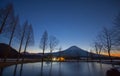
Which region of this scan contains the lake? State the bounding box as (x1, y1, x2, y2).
(0, 62, 117, 76)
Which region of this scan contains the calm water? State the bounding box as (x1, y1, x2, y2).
(0, 62, 117, 76)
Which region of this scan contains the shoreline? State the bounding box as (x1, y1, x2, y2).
(0, 59, 120, 68)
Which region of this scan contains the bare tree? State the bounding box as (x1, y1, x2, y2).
(97, 43, 103, 57)
(39, 31, 48, 61)
(93, 42, 99, 55)
(43, 36, 58, 76)
(114, 13, 120, 26)
(100, 27, 114, 62)
(0, 3, 14, 34)
(49, 36, 59, 60)
(3, 16, 20, 62)
(0, 4, 21, 62)
(8, 16, 19, 46)
(22, 24, 34, 61)
(17, 21, 28, 61)
(112, 13, 120, 49)
(93, 40, 103, 61)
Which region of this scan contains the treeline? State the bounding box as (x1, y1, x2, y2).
(92, 13, 120, 62)
(0, 3, 34, 62)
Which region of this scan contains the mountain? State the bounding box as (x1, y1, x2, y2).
(60, 46, 88, 57)
(51, 46, 111, 59)
(51, 46, 89, 59)
(0, 43, 19, 58)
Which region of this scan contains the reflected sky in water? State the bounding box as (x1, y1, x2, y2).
(0, 62, 118, 76)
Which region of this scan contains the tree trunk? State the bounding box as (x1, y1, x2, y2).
(0, 9, 10, 34)
(17, 25, 26, 62)
(98, 50, 101, 62)
(22, 33, 30, 62)
(108, 51, 112, 62)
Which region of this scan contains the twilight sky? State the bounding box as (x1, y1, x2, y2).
(0, 0, 120, 53)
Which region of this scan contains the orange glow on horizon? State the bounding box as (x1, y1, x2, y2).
(101, 52, 120, 57)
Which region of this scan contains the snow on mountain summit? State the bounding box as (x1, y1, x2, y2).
(66, 46, 82, 51)
(60, 46, 89, 57)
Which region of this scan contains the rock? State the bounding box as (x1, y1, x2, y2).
(106, 68, 120, 76)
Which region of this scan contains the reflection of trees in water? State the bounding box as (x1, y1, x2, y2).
(13, 64, 17, 76)
(19, 63, 23, 76)
(0, 62, 114, 76)
(58, 62, 61, 76)
(48, 61, 62, 76)
(90, 62, 99, 76)
(111, 63, 115, 68)
(0, 68, 4, 76)
(13, 63, 24, 76)
(88, 62, 104, 76)
(87, 62, 102, 76)
(49, 62, 52, 76)
(92, 62, 96, 73)
(76, 62, 80, 75)
(87, 62, 91, 76)
(99, 62, 104, 76)
(40, 62, 43, 76)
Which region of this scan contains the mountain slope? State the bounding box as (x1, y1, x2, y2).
(51, 46, 112, 59)
(52, 46, 89, 58)
(0, 43, 19, 58)
(61, 46, 88, 57)
(0, 43, 41, 59)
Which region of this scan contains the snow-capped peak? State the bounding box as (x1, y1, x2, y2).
(66, 46, 81, 50)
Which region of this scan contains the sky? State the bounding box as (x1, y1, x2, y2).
(0, 0, 120, 53)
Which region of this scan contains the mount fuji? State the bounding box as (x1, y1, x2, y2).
(52, 46, 90, 58)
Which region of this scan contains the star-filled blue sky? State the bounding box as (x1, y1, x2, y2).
(0, 0, 120, 53)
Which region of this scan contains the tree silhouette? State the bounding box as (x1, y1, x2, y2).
(22, 24, 34, 61)
(0, 3, 14, 34)
(39, 30, 48, 61)
(8, 16, 19, 46)
(93, 40, 103, 61)
(100, 27, 114, 62)
(49, 36, 59, 60)
(3, 16, 20, 62)
(112, 13, 120, 50)
(17, 21, 28, 61)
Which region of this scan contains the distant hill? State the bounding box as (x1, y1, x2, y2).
(0, 43, 41, 59)
(0, 43, 19, 58)
(21, 52, 41, 59)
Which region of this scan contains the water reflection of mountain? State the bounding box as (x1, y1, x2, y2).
(0, 68, 4, 76)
